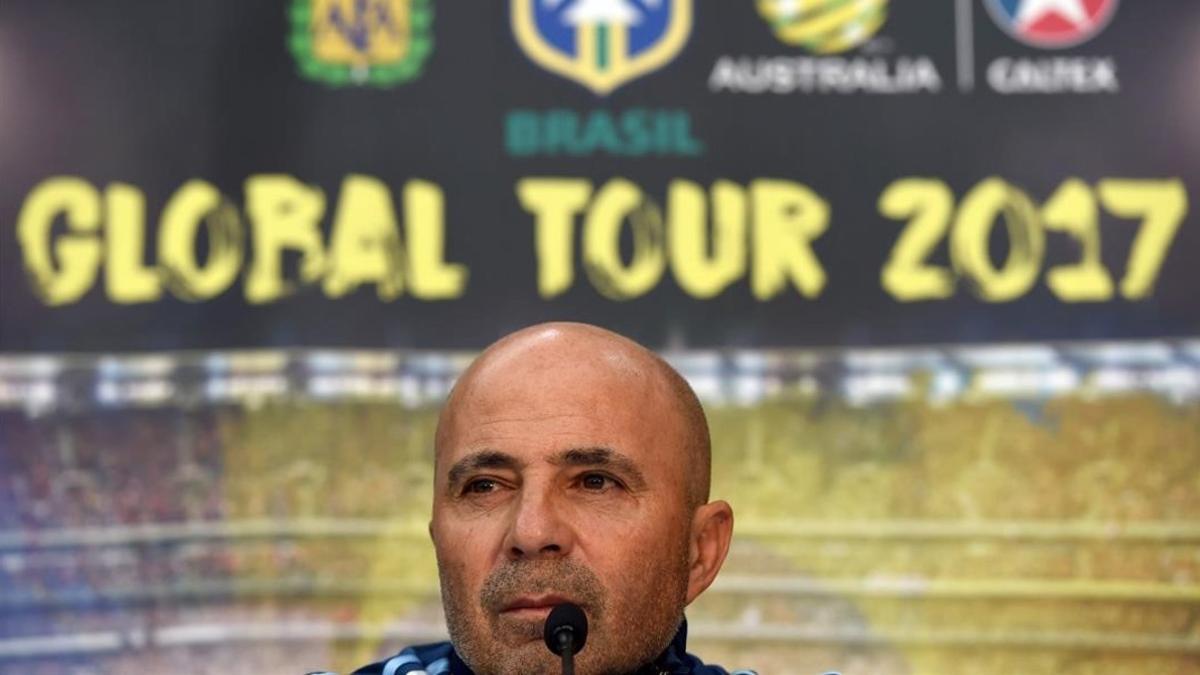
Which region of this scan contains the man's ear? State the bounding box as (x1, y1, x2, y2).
(685, 500, 734, 605)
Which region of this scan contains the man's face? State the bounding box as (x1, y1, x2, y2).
(430, 348, 695, 675)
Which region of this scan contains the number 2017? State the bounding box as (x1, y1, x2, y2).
(878, 177, 1188, 302)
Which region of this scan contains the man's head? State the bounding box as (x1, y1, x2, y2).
(430, 322, 734, 675)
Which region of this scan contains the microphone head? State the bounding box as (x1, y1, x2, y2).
(543, 603, 588, 656)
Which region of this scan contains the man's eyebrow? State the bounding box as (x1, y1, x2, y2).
(445, 450, 521, 489)
(553, 447, 648, 489)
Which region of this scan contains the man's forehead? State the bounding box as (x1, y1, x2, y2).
(437, 383, 660, 466)
(437, 372, 674, 469)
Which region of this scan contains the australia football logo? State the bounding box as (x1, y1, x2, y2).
(511, 0, 693, 95)
(289, 0, 433, 86)
(756, 0, 888, 54)
(983, 0, 1119, 49)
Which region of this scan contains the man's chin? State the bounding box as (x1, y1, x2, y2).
(470, 633, 562, 675)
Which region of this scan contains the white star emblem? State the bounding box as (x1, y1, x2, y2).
(1015, 0, 1091, 28)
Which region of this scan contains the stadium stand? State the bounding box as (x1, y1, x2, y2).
(0, 343, 1197, 674)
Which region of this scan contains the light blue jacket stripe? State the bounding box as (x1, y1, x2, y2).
(382, 653, 421, 675)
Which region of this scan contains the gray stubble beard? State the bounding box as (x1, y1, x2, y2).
(438, 553, 688, 675)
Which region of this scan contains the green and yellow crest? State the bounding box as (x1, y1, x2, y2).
(757, 0, 887, 55)
(289, 0, 433, 87)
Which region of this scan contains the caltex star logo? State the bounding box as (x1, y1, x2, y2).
(983, 0, 1119, 49)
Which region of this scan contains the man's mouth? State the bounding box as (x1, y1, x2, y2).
(499, 594, 575, 620)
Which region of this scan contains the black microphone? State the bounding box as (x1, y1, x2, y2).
(543, 603, 587, 675)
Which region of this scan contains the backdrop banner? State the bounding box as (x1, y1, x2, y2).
(0, 3, 1198, 675)
(1, 1, 1196, 352)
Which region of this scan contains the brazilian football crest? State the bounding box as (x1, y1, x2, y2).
(511, 0, 693, 95)
(289, 0, 433, 87)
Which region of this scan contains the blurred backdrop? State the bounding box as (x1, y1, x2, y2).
(0, 1, 1197, 674)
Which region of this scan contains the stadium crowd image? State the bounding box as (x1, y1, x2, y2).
(0, 1, 1197, 674)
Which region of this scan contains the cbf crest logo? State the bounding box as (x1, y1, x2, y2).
(289, 0, 433, 87)
(984, 0, 1119, 49)
(511, 0, 693, 95)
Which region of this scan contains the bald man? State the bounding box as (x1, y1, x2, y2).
(349, 323, 748, 675)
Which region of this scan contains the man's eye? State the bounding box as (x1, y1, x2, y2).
(465, 478, 497, 494)
(580, 474, 615, 491)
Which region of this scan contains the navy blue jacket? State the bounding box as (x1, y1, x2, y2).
(348, 620, 755, 674)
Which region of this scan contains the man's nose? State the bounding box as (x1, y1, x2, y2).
(504, 485, 574, 560)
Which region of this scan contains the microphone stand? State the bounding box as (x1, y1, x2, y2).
(556, 629, 575, 675)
